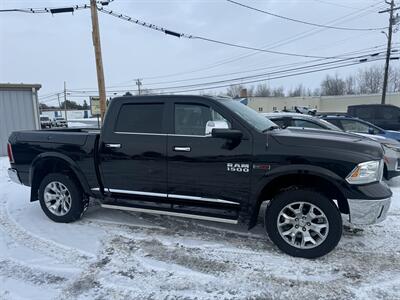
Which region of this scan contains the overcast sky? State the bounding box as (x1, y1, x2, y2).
(0, 0, 398, 105)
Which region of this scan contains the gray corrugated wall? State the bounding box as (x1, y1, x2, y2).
(0, 90, 38, 156)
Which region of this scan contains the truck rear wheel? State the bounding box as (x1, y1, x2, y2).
(265, 189, 342, 258)
(38, 173, 85, 223)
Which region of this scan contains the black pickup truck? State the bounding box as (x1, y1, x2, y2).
(7, 95, 392, 258)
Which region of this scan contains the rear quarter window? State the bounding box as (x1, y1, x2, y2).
(376, 107, 400, 120)
(354, 107, 374, 120)
(115, 103, 164, 133)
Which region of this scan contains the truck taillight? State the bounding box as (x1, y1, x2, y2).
(7, 143, 15, 163)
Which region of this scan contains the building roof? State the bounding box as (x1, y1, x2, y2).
(0, 83, 41, 90)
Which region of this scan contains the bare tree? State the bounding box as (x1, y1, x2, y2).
(344, 75, 356, 95)
(288, 84, 306, 97)
(312, 88, 321, 96)
(389, 66, 400, 92)
(247, 85, 255, 97)
(254, 83, 271, 97)
(357, 65, 383, 94)
(320, 74, 346, 96)
(272, 86, 285, 97)
(226, 84, 244, 98)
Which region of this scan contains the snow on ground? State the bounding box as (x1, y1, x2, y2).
(0, 156, 400, 299)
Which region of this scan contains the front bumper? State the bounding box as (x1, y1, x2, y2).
(348, 197, 391, 225)
(8, 168, 22, 185)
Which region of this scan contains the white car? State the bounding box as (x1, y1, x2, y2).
(52, 117, 68, 128)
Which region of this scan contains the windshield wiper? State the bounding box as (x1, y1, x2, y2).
(262, 125, 280, 133)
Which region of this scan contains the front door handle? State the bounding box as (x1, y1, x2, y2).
(105, 143, 121, 149)
(173, 146, 191, 152)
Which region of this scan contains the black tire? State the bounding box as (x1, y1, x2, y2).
(265, 189, 342, 259)
(38, 173, 85, 223)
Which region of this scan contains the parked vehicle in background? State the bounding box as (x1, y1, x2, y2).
(264, 113, 400, 180)
(281, 106, 317, 115)
(7, 95, 391, 258)
(321, 115, 400, 142)
(347, 104, 400, 131)
(39, 116, 52, 129)
(52, 117, 68, 128)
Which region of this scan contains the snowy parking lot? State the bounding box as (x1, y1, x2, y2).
(0, 156, 399, 300)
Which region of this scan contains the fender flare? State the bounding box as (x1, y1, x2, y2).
(29, 152, 93, 201)
(247, 164, 348, 228)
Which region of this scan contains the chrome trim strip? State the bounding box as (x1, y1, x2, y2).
(169, 134, 208, 138)
(91, 188, 240, 206)
(168, 194, 239, 205)
(114, 131, 167, 136)
(100, 204, 238, 224)
(113, 131, 209, 138)
(108, 189, 167, 198)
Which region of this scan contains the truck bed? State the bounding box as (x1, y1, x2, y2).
(9, 129, 100, 189)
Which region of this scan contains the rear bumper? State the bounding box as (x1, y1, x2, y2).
(348, 197, 391, 225)
(8, 168, 22, 185)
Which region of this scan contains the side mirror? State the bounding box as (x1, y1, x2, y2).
(205, 120, 229, 135)
(211, 128, 243, 140)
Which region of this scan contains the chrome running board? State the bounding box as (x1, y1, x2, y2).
(100, 203, 238, 224)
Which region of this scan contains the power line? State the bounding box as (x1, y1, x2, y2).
(0, 5, 90, 14)
(98, 7, 354, 60)
(71, 44, 395, 91)
(152, 59, 392, 95)
(134, 59, 387, 95)
(143, 46, 396, 86)
(311, 0, 364, 11)
(226, 0, 386, 31)
(120, 1, 383, 82)
(67, 56, 391, 95)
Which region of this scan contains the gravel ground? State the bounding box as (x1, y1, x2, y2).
(0, 156, 399, 300)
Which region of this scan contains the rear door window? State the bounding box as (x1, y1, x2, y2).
(292, 119, 324, 129)
(115, 103, 164, 133)
(339, 119, 370, 133)
(270, 118, 286, 128)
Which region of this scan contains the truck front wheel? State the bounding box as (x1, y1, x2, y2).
(38, 173, 86, 223)
(265, 190, 342, 258)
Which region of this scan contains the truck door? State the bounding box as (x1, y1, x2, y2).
(99, 101, 168, 198)
(167, 99, 252, 207)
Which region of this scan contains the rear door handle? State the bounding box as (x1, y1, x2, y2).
(105, 143, 121, 149)
(173, 146, 191, 152)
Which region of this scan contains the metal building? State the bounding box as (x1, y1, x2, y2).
(0, 83, 41, 156)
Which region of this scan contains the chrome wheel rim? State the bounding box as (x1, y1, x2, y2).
(44, 181, 72, 216)
(277, 201, 329, 249)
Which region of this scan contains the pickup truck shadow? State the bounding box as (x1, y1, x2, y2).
(67, 201, 400, 300)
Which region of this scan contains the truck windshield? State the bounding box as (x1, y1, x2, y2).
(219, 99, 277, 132)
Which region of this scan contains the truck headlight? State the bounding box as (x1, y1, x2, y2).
(346, 160, 383, 185)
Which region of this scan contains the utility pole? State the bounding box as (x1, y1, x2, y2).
(57, 93, 62, 118)
(90, 0, 107, 124)
(136, 79, 143, 95)
(380, 0, 397, 104)
(64, 81, 68, 122)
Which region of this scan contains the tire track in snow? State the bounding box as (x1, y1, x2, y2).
(0, 195, 94, 267)
(0, 258, 69, 286)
